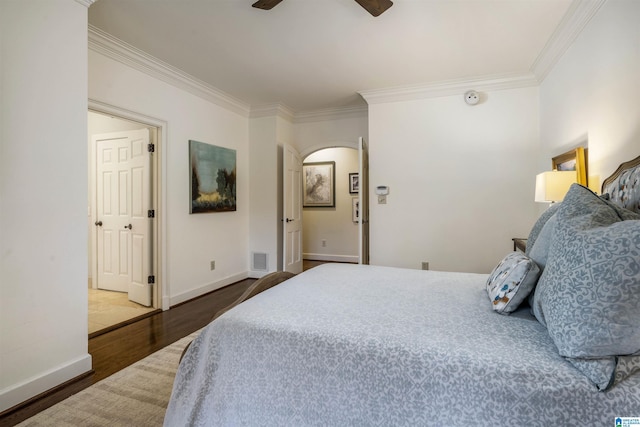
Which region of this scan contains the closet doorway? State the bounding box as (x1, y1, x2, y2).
(302, 147, 361, 264)
(88, 109, 161, 336)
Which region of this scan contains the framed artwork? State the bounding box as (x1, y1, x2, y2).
(352, 197, 359, 222)
(303, 161, 335, 207)
(189, 140, 237, 213)
(552, 147, 588, 186)
(349, 173, 359, 194)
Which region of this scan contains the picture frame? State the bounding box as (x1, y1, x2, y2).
(189, 140, 237, 213)
(349, 173, 359, 194)
(552, 147, 588, 186)
(303, 161, 335, 207)
(352, 197, 359, 222)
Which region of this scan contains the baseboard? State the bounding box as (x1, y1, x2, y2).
(248, 270, 270, 279)
(303, 253, 359, 263)
(0, 354, 92, 413)
(169, 271, 249, 307)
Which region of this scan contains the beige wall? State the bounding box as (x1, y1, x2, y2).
(0, 0, 91, 411)
(539, 0, 640, 183)
(367, 87, 541, 273)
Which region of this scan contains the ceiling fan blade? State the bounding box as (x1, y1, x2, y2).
(354, 0, 393, 17)
(252, 0, 283, 10)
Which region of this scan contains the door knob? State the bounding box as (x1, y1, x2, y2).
(124, 224, 132, 230)
(94, 220, 103, 226)
(285, 218, 294, 223)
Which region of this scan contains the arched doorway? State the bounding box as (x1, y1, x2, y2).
(302, 147, 360, 264)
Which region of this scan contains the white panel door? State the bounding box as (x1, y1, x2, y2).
(94, 129, 152, 306)
(283, 144, 303, 274)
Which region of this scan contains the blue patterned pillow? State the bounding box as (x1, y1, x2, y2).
(525, 202, 561, 256)
(532, 184, 640, 389)
(527, 212, 559, 272)
(486, 252, 540, 314)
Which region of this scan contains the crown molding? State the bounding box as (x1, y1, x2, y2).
(249, 103, 367, 123)
(530, 0, 606, 82)
(88, 25, 251, 117)
(249, 103, 296, 122)
(359, 73, 539, 105)
(359, 0, 604, 106)
(75, 0, 97, 7)
(293, 105, 368, 123)
(87, 0, 604, 119)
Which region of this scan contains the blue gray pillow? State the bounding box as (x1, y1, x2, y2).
(532, 184, 640, 390)
(525, 202, 561, 256)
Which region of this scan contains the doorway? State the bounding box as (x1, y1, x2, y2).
(302, 147, 360, 264)
(88, 109, 161, 335)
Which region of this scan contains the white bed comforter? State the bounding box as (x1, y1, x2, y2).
(164, 264, 640, 426)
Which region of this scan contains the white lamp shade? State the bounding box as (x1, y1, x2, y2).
(535, 171, 576, 203)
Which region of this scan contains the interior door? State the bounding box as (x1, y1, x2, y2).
(358, 137, 370, 265)
(94, 129, 152, 306)
(283, 144, 303, 273)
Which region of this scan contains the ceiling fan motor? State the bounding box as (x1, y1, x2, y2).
(252, 0, 393, 17)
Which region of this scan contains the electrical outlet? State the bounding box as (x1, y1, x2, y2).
(321, 239, 327, 247)
(422, 262, 429, 270)
(210, 260, 216, 270)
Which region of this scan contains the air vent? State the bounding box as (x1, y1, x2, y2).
(252, 252, 268, 271)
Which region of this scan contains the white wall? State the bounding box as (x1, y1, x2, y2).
(540, 0, 640, 180)
(303, 148, 359, 262)
(367, 87, 541, 273)
(247, 113, 296, 276)
(294, 110, 368, 156)
(89, 49, 250, 306)
(0, 0, 91, 412)
(248, 116, 279, 275)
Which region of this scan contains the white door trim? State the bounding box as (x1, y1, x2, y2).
(89, 99, 169, 310)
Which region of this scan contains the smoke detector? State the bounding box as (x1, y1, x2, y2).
(464, 90, 479, 105)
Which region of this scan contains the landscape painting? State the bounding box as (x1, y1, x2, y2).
(190, 140, 236, 213)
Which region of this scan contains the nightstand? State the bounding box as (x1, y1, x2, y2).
(512, 238, 527, 252)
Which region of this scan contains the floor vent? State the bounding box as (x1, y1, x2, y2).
(252, 252, 268, 271)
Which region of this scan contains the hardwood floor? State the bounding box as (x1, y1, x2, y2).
(0, 278, 254, 426)
(1, 261, 328, 426)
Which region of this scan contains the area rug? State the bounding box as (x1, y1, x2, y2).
(18, 331, 199, 426)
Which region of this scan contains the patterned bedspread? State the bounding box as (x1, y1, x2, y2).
(164, 264, 640, 426)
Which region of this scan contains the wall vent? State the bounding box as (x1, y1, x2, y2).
(252, 252, 268, 271)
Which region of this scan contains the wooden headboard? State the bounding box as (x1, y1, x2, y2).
(601, 154, 640, 214)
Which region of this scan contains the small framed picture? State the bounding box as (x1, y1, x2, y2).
(352, 197, 359, 222)
(349, 173, 359, 194)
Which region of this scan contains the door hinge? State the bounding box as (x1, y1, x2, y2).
(148, 209, 155, 218)
(148, 143, 155, 153)
(148, 275, 155, 285)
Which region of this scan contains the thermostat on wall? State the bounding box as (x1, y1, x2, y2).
(375, 186, 389, 195)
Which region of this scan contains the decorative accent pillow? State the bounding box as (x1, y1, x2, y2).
(486, 252, 540, 314)
(532, 184, 640, 389)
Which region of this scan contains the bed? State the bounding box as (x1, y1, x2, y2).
(165, 155, 640, 426)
